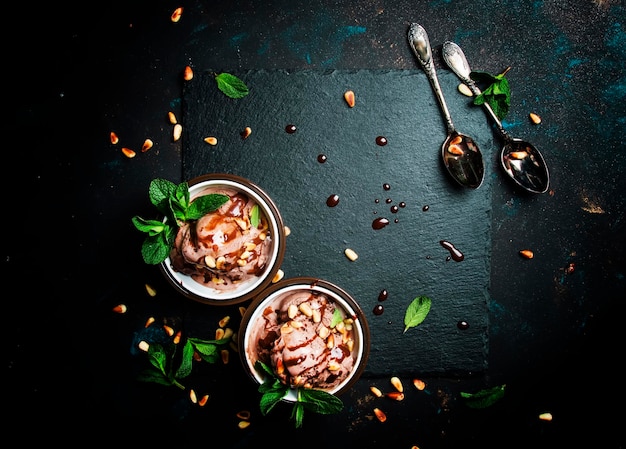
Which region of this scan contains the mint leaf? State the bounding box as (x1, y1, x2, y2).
(470, 69, 511, 120)
(260, 390, 289, 415)
(140, 233, 173, 265)
(292, 402, 305, 428)
(298, 389, 344, 414)
(186, 194, 229, 220)
(215, 73, 249, 99)
(175, 340, 195, 379)
(250, 204, 260, 227)
(133, 179, 231, 265)
(460, 384, 506, 409)
(403, 295, 432, 333)
(330, 309, 343, 328)
(149, 178, 178, 214)
(131, 216, 167, 236)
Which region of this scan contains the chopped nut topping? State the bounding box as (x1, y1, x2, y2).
(344, 90, 356, 108)
(386, 391, 404, 401)
(171, 7, 183, 22)
(510, 151, 528, 159)
(218, 315, 230, 327)
(241, 126, 252, 139)
(183, 65, 193, 81)
(538, 412, 553, 421)
(145, 283, 157, 297)
(373, 408, 387, 422)
(141, 138, 153, 152)
(121, 148, 136, 158)
(370, 386, 383, 397)
(272, 269, 284, 283)
(344, 248, 358, 261)
(458, 83, 473, 97)
(173, 123, 182, 141)
(112, 304, 127, 314)
(390, 376, 403, 393)
(519, 249, 534, 259)
(299, 302, 313, 317)
(220, 349, 229, 364)
(529, 112, 542, 124)
(198, 394, 209, 407)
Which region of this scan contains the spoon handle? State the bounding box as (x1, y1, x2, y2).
(408, 23, 455, 134)
(442, 41, 509, 139)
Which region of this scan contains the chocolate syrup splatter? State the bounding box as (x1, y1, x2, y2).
(285, 124, 297, 134)
(375, 136, 387, 146)
(326, 194, 340, 207)
(373, 304, 384, 315)
(457, 320, 470, 330)
(440, 240, 464, 262)
(372, 217, 390, 230)
(317, 154, 327, 163)
(378, 289, 388, 301)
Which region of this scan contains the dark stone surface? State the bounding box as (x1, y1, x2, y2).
(6, 0, 625, 447)
(183, 69, 492, 375)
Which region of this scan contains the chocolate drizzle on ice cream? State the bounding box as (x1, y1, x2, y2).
(168, 186, 273, 291)
(249, 289, 357, 391)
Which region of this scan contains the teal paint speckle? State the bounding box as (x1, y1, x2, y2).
(257, 40, 270, 56)
(230, 32, 249, 47)
(553, 34, 571, 56)
(429, 0, 453, 7)
(605, 22, 626, 58)
(280, 16, 365, 66)
(500, 197, 520, 217)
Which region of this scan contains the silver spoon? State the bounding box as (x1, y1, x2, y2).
(442, 41, 550, 194)
(408, 23, 485, 189)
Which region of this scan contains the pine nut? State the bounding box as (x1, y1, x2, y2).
(344, 248, 358, 261)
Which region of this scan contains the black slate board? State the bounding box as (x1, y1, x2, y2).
(182, 69, 493, 376)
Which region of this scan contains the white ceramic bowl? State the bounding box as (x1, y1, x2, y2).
(160, 173, 286, 305)
(239, 277, 370, 401)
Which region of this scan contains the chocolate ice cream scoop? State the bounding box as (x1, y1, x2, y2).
(169, 187, 272, 290)
(240, 278, 370, 400)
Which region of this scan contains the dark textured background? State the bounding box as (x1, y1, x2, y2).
(6, 0, 625, 447)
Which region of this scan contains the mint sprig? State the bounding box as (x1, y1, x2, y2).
(131, 178, 229, 265)
(460, 384, 506, 409)
(138, 333, 231, 390)
(470, 67, 511, 120)
(254, 360, 343, 428)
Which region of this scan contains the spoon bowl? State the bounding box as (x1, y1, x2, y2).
(408, 23, 485, 189)
(442, 41, 550, 194)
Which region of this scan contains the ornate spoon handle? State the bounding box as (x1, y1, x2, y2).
(442, 41, 510, 140)
(408, 23, 455, 135)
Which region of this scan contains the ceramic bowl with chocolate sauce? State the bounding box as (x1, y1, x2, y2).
(160, 173, 287, 306)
